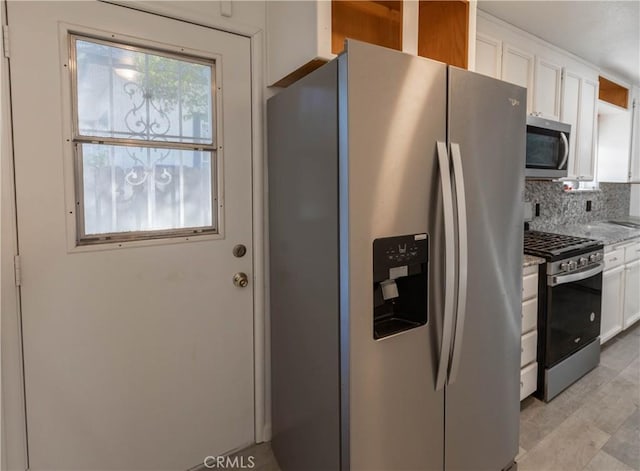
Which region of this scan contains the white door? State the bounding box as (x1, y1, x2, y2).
(8, 2, 254, 470)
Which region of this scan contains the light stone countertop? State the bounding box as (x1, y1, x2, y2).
(523, 254, 545, 268)
(538, 221, 640, 246)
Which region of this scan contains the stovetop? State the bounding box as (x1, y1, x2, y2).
(524, 230, 602, 259)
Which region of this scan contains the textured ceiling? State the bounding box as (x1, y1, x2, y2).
(478, 1, 640, 87)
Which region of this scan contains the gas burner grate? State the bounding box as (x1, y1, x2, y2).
(524, 230, 600, 258)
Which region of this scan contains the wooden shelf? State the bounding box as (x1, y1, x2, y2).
(599, 76, 629, 109)
(331, 0, 403, 55)
(417, 0, 469, 68)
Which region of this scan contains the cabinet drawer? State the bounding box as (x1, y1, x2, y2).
(520, 362, 538, 401)
(521, 330, 538, 367)
(604, 248, 625, 270)
(522, 297, 538, 334)
(522, 273, 538, 301)
(624, 241, 640, 263)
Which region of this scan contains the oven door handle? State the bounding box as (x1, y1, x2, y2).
(548, 263, 604, 287)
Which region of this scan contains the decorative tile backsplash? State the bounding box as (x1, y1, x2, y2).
(525, 181, 630, 230)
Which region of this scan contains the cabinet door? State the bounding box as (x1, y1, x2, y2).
(501, 44, 534, 114)
(631, 98, 640, 182)
(576, 78, 598, 180)
(596, 106, 633, 183)
(475, 32, 501, 79)
(623, 260, 640, 328)
(601, 266, 624, 344)
(534, 57, 562, 120)
(561, 69, 581, 178)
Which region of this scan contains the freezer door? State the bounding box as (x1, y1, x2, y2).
(342, 41, 447, 470)
(445, 68, 525, 471)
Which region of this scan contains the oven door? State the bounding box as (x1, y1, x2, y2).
(545, 264, 603, 367)
(525, 116, 570, 179)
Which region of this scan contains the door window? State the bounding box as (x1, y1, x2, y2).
(70, 35, 217, 242)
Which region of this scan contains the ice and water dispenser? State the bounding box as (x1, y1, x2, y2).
(373, 233, 429, 339)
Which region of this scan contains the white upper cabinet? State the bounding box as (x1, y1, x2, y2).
(597, 100, 632, 182)
(475, 33, 502, 79)
(561, 70, 581, 178)
(630, 89, 640, 182)
(561, 70, 597, 181)
(501, 44, 534, 114)
(576, 78, 598, 180)
(597, 85, 640, 183)
(533, 57, 562, 120)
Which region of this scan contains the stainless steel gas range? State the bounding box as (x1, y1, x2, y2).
(524, 230, 604, 401)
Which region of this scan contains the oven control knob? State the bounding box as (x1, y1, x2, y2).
(579, 257, 588, 266)
(560, 262, 569, 272)
(568, 261, 578, 271)
(589, 254, 597, 262)
(596, 253, 603, 261)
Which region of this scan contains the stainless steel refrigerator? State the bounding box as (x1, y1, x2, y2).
(268, 40, 526, 471)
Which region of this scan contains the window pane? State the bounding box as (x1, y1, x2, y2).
(75, 38, 213, 145)
(81, 144, 214, 236)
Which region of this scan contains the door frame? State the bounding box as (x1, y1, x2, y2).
(0, 2, 268, 468)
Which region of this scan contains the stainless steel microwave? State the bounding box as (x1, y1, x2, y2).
(525, 115, 571, 179)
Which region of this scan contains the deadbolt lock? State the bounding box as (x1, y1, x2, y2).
(233, 272, 249, 288)
(233, 244, 247, 258)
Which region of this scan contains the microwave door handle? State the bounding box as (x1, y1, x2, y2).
(435, 141, 457, 391)
(558, 132, 569, 170)
(447, 143, 468, 385)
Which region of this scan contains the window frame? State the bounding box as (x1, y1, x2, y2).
(68, 33, 221, 245)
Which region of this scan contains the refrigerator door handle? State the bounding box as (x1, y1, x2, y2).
(435, 141, 457, 391)
(448, 142, 468, 385)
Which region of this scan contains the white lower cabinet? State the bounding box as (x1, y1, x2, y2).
(521, 331, 538, 368)
(623, 259, 640, 328)
(520, 362, 538, 401)
(601, 265, 625, 344)
(520, 264, 539, 401)
(601, 239, 640, 343)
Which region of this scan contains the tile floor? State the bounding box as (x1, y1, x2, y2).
(518, 322, 640, 471)
(234, 322, 640, 471)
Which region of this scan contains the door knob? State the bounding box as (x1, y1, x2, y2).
(233, 272, 249, 288)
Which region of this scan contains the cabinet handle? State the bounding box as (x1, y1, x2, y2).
(610, 257, 618, 262)
(520, 381, 524, 388)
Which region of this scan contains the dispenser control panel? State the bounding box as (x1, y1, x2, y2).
(373, 234, 429, 340)
(373, 233, 429, 282)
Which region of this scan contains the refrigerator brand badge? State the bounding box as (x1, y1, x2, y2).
(509, 98, 520, 107)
